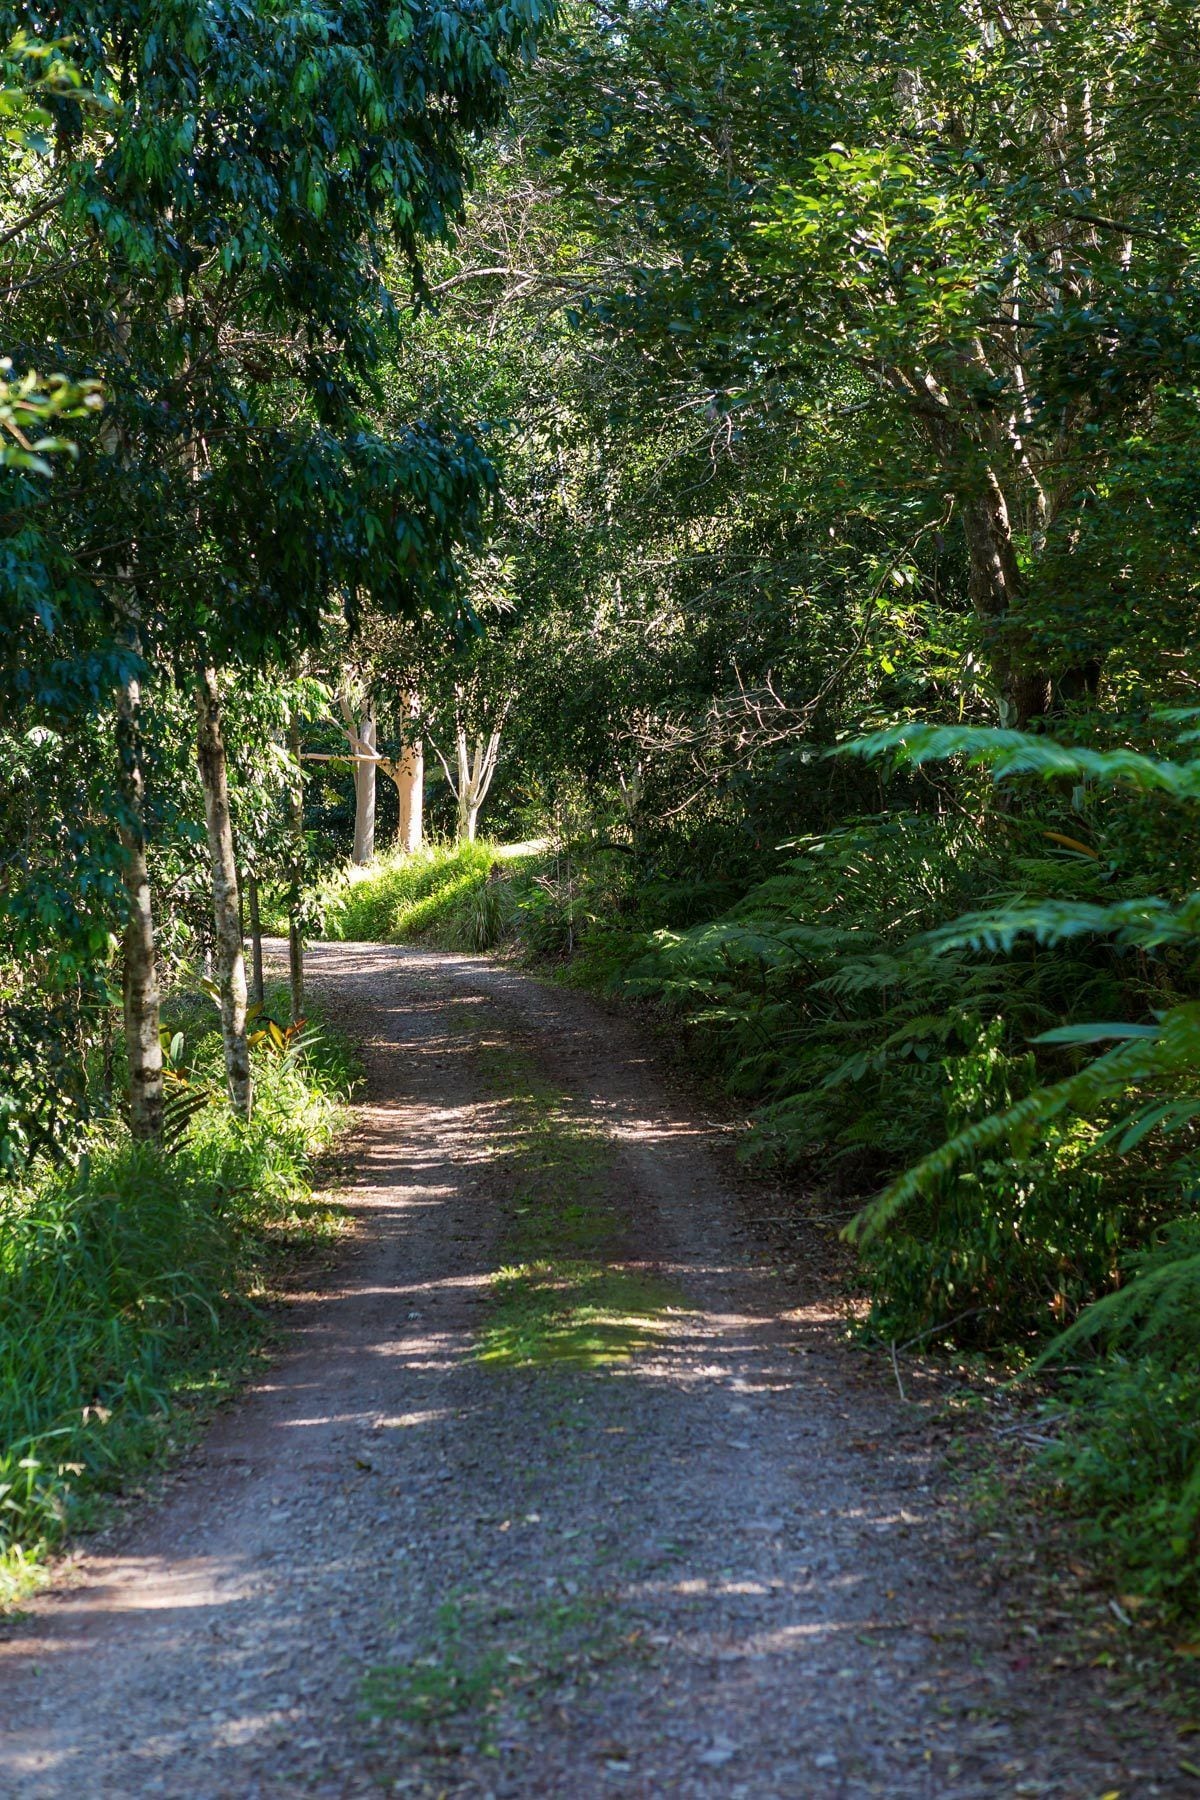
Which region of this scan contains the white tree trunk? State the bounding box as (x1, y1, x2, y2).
(452, 718, 503, 844)
(196, 665, 252, 1120)
(396, 742, 424, 852)
(287, 713, 305, 1025)
(395, 689, 423, 853)
(339, 696, 377, 865)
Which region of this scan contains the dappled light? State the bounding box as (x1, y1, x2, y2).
(2, 943, 1181, 1795)
(3, 2, 1197, 1791)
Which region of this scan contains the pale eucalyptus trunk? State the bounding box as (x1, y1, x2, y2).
(353, 710, 377, 863)
(377, 692, 424, 853)
(196, 665, 252, 1118)
(452, 716, 503, 844)
(339, 696, 377, 865)
(396, 731, 424, 853)
(116, 653, 164, 1144)
(395, 689, 423, 853)
(287, 713, 305, 1025)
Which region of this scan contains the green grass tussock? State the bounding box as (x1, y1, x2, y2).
(0, 1005, 354, 1595)
(320, 841, 514, 951)
(317, 838, 652, 978)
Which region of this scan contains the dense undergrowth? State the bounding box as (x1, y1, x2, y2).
(0, 992, 353, 1596)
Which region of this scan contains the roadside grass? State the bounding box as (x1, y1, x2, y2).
(0, 990, 356, 1602)
(316, 838, 654, 985)
(470, 1035, 682, 1370)
(320, 840, 544, 952)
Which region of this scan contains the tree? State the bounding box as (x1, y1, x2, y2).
(3, 0, 548, 1125)
(534, 0, 1200, 725)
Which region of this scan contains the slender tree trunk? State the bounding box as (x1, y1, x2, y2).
(287, 713, 305, 1026)
(196, 665, 252, 1119)
(959, 480, 1049, 728)
(246, 872, 265, 1008)
(396, 690, 423, 853)
(338, 697, 378, 866)
(445, 711, 505, 844)
(895, 360, 1051, 729)
(115, 656, 164, 1144)
(397, 736, 424, 851)
(355, 710, 377, 863)
(455, 724, 473, 843)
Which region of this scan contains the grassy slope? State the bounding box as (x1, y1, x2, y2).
(318, 838, 654, 992)
(320, 841, 544, 954)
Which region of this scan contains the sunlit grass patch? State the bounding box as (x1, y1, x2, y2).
(469, 1034, 683, 1370)
(320, 839, 544, 951)
(479, 1261, 678, 1368)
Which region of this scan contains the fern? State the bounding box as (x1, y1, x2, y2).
(848, 1002, 1200, 1244)
(927, 894, 1200, 955)
(845, 722, 1200, 800)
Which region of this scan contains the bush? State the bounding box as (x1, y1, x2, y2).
(0, 1011, 353, 1585)
(1042, 1222, 1200, 1615)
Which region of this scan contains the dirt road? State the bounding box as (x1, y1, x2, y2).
(0, 944, 1179, 1797)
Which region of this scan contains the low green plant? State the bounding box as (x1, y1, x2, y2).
(636, 807, 1123, 1187)
(842, 720, 1200, 1612)
(362, 1589, 621, 1753)
(0, 1004, 354, 1593)
(1037, 1220, 1200, 1615)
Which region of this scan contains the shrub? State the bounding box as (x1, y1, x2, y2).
(0, 1011, 353, 1583)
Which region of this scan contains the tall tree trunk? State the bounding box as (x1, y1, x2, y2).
(338, 697, 378, 866)
(355, 709, 377, 863)
(396, 690, 423, 853)
(895, 361, 1051, 729)
(246, 872, 265, 1008)
(455, 724, 474, 843)
(436, 705, 506, 845)
(116, 656, 164, 1144)
(196, 666, 252, 1119)
(287, 713, 305, 1026)
(397, 735, 424, 851)
(959, 480, 1049, 728)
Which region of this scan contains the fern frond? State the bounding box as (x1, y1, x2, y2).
(846, 1003, 1200, 1246)
(926, 895, 1200, 955)
(844, 723, 1200, 798)
(1040, 1250, 1200, 1364)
